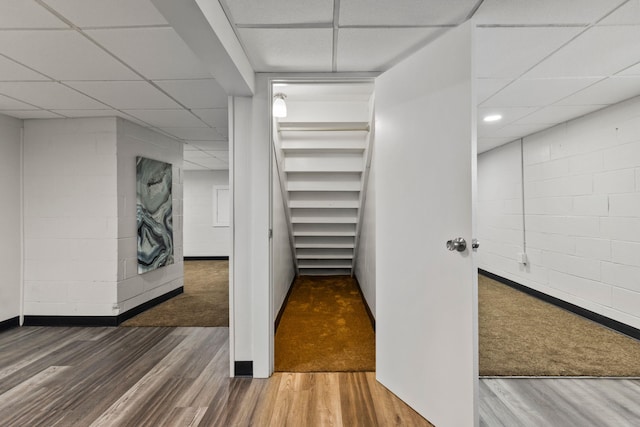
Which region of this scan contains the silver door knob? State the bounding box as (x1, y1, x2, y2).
(472, 238, 480, 250)
(446, 237, 466, 252)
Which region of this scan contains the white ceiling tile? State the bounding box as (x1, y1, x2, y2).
(0, 82, 107, 109)
(0, 30, 139, 80)
(223, 0, 333, 24)
(478, 137, 520, 154)
(0, 94, 37, 109)
(87, 28, 212, 79)
(123, 109, 206, 128)
(555, 76, 640, 106)
(0, 110, 63, 119)
(617, 61, 640, 76)
(190, 156, 229, 169)
(153, 79, 227, 109)
(0, 55, 49, 81)
(476, 27, 582, 79)
(238, 28, 332, 72)
(478, 106, 539, 133)
(481, 78, 601, 108)
(207, 151, 230, 161)
(598, 0, 640, 25)
(183, 160, 209, 171)
(524, 26, 640, 79)
(192, 109, 227, 128)
(475, 0, 624, 25)
(515, 105, 606, 125)
(337, 27, 442, 71)
(162, 127, 226, 141)
(339, 0, 476, 26)
(477, 79, 512, 104)
(0, 0, 68, 28)
(484, 123, 553, 139)
(41, 0, 168, 28)
(65, 81, 181, 109)
(52, 109, 119, 118)
(185, 141, 229, 151)
(184, 150, 213, 160)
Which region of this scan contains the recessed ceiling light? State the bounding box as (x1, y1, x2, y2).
(483, 114, 502, 122)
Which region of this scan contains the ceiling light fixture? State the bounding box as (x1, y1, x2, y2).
(273, 93, 287, 118)
(483, 114, 502, 123)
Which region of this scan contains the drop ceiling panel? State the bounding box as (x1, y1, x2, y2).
(123, 109, 206, 128)
(619, 62, 640, 75)
(474, 0, 624, 25)
(524, 26, 640, 79)
(477, 79, 511, 104)
(478, 106, 539, 136)
(185, 141, 229, 151)
(487, 123, 553, 139)
(1, 110, 63, 119)
(41, 0, 168, 28)
(184, 161, 209, 170)
(51, 109, 118, 118)
(222, 0, 333, 25)
(0, 30, 139, 80)
(339, 0, 476, 26)
(556, 76, 640, 106)
(0, 94, 38, 110)
(515, 105, 608, 125)
(65, 81, 181, 109)
(0, 56, 48, 81)
(0, 0, 68, 28)
(337, 28, 442, 71)
(161, 128, 225, 141)
(598, 0, 640, 25)
(188, 156, 229, 169)
(0, 82, 107, 109)
(192, 109, 228, 128)
(86, 28, 212, 79)
(478, 137, 520, 153)
(238, 28, 332, 72)
(476, 27, 583, 79)
(481, 78, 601, 108)
(153, 79, 227, 109)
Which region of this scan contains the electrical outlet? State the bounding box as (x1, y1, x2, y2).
(517, 252, 528, 265)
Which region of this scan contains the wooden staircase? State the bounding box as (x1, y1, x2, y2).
(273, 121, 373, 276)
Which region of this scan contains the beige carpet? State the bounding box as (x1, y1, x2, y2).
(275, 275, 375, 372)
(479, 274, 640, 376)
(121, 260, 229, 327)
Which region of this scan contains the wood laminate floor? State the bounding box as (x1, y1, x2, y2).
(2, 326, 639, 426)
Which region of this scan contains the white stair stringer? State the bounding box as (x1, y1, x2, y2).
(274, 124, 372, 276)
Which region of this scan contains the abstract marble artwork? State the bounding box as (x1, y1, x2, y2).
(137, 156, 174, 274)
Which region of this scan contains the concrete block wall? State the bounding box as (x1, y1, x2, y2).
(183, 170, 230, 257)
(23, 118, 119, 316)
(0, 114, 23, 322)
(116, 118, 184, 314)
(478, 96, 640, 329)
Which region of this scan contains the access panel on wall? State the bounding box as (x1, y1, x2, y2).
(136, 156, 174, 274)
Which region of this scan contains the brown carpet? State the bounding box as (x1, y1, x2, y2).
(121, 260, 229, 327)
(275, 275, 375, 372)
(479, 274, 640, 376)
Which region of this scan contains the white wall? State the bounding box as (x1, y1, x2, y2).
(478, 95, 640, 330)
(116, 118, 184, 314)
(23, 118, 119, 316)
(0, 114, 23, 323)
(272, 146, 295, 319)
(354, 143, 376, 317)
(183, 170, 230, 257)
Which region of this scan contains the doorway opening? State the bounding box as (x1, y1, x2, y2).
(270, 79, 376, 372)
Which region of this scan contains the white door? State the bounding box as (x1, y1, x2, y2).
(375, 21, 478, 427)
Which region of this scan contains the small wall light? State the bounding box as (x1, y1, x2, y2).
(273, 93, 287, 118)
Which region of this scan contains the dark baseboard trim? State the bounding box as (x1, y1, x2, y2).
(353, 275, 376, 332)
(23, 286, 184, 327)
(117, 286, 184, 324)
(274, 275, 297, 332)
(184, 256, 229, 261)
(234, 361, 253, 377)
(479, 269, 640, 342)
(0, 316, 20, 332)
(24, 315, 119, 327)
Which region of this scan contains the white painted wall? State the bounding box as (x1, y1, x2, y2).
(23, 118, 119, 316)
(272, 146, 295, 319)
(116, 118, 184, 314)
(478, 95, 640, 330)
(354, 144, 376, 317)
(0, 114, 23, 323)
(183, 170, 230, 257)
